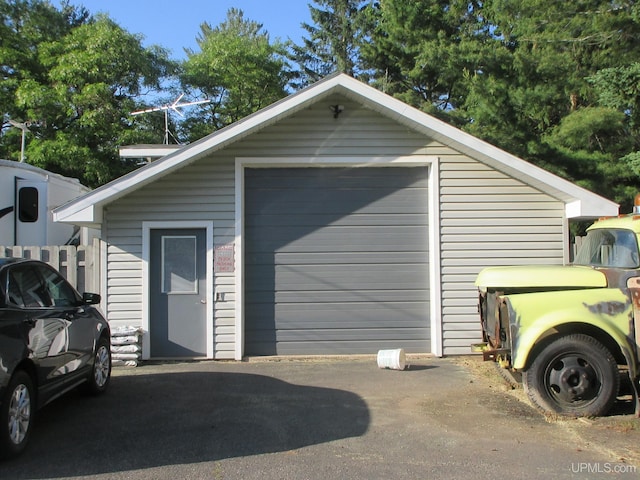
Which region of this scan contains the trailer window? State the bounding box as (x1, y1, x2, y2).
(18, 187, 38, 222)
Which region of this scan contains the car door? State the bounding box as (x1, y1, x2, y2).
(33, 263, 96, 380)
(7, 263, 92, 392)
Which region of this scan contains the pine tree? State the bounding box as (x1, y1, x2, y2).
(291, 0, 371, 87)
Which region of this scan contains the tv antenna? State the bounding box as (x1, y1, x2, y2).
(131, 94, 210, 144)
(7, 119, 43, 162)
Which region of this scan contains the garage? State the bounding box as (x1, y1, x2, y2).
(244, 167, 430, 355)
(54, 73, 618, 361)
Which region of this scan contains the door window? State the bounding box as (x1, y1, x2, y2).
(18, 186, 39, 222)
(161, 235, 197, 293)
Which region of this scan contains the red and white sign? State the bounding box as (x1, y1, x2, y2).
(214, 244, 235, 273)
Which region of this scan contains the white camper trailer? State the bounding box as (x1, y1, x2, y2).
(0, 159, 91, 246)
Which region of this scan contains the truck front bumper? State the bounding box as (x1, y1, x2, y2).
(471, 342, 512, 367)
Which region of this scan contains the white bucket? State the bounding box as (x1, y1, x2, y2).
(377, 348, 406, 370)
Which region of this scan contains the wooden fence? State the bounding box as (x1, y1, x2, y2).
(0, 238, 101, 293)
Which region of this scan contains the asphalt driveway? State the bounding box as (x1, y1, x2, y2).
(1, 356, 638, 479)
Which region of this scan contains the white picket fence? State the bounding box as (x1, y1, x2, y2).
(0, 238, 101, 293)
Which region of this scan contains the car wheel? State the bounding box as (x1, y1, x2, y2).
(523, 334, 619, 417)
(0, 370, 35, 459)
(86, 337, 111, 395)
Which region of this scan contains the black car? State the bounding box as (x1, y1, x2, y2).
(0, 258, 111, 459)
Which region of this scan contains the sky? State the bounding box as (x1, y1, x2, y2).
(55, 0, 312, 60)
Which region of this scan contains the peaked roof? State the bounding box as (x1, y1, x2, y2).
(54, 73, 618, 226)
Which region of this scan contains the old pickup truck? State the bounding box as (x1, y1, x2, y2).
(474, 198, 640, 417)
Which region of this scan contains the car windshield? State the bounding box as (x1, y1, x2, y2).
(573, 228, 640, 268)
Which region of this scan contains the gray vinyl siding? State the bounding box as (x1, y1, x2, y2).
(103, 92, 566, 358)
(105, 163, 237, 359)
(439, 155, 565, 354)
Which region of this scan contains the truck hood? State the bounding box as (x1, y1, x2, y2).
(475, 265, 607, 289)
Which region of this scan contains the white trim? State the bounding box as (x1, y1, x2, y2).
(429, 159, 443, 356)
(99, 238, 108, 316)
(141, 220, 214, 360)
(234, 156, 443, 358)
(562, 216, 570, 264)
(237, 155, 433, 167)
(234, 161, 245, 361)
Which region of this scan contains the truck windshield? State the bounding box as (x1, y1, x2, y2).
(574, 228, 640, 268)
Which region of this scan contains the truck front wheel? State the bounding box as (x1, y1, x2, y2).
(523, 334, 619, 417)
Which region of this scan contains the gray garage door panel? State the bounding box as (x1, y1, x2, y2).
(250, 251, 429, 265)
(249, 290, 428, 303)
(245, 167, 430, 355)
(246, 306, 429, 329)
(246, 226, 427, 252)
(246, 340, 425, 356)
(248, 213, 429, 228)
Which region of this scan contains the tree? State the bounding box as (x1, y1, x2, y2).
(361, 0, 498, 125)
(291, 0, 371, 86)
(1, 0, 175, 187)
(543, 107, 636, 206)
(359, 0, 640, 206)
(0, 0, 88, 114)
(180, 8, 291, 140)
(463, 0, 640, 159)
(1, 0, 87, 162)
(577, 62, 640, 208)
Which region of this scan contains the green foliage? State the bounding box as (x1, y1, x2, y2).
(467, 1, 640, 205)
(0, 0, 88, 112)
(362, 0, 494, 118)
(544, 107, 630, 155)
(180, 8, 290, 136)
(1, 1, 174, 187)
(587, 63, 640, 132)
(290, 0, 371, 86)
(543, 107, 638, 210)
(622, 151, 640, 177)
(355, 0, 640, 206)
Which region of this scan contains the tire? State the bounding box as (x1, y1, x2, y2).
(86, 337, 111, 395)
(0, 370, 35, 459)
(523, 334, 619, 417)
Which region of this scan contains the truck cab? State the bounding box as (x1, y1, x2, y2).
(474, 198, 640, 417)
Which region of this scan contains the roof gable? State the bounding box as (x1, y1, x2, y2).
(54, 73, 618, 225)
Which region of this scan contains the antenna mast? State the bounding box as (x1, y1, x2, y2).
(131, 94, 210, 144)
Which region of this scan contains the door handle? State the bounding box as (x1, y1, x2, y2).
(200, 299, 206, 304)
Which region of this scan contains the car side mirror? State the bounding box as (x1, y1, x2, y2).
(82, 292, 101, 305)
